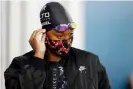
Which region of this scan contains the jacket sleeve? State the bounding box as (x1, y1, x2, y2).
(96, 56, 112, 89)
(4, 56, 46, 89)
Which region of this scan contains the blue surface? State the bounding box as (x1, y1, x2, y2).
(84, 1, 133, 89)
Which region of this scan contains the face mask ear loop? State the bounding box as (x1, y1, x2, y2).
(45, 33, 49, 44)
(45, 37, 47, 43)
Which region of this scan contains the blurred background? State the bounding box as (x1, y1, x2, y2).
(1, 1, 133, 89)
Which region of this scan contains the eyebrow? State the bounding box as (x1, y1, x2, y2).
(54, 30, 73, 34)
(54, 30, 64, 34)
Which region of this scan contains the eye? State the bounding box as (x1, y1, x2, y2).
(56, 35, 62, 39)
(69, 33, 73, 37)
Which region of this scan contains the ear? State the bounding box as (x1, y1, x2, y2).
(45, 36, 48, 43)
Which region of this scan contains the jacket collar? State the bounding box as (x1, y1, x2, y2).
(28, 47, 85, 87)
(64, 47, 84, 86)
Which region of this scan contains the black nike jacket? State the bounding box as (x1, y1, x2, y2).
(4, 47, 111, 89)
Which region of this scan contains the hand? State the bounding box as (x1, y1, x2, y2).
(29, 29, 46, 59)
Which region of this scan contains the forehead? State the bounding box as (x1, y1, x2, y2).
(47, 29, 73, 34)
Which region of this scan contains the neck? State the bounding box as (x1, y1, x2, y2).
(48, 50, 61, 62)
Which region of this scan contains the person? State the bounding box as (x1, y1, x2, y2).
(4, 2, 111, 89)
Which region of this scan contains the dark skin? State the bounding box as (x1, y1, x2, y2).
(47, 29, 73, 40)
(46, 29, 73, 61)
(29, 29, 73, 62)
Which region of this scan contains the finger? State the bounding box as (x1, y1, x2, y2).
(34, 29, 46, 40)
(33, 29, 45, 37)
(41, 32, 46, 42)
(30, 30, 36, 40)
(29, 29, 41, 39)
(29, 29, 46, 42)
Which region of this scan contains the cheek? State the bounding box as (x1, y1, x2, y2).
(48, 36, 59, 40)
(67, 39, 73, 47)
(46, 33, 58, 40)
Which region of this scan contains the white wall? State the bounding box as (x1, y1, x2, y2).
(0, 1, 85, 89)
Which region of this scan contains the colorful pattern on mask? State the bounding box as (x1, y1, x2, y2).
(46, 37, 72, 56)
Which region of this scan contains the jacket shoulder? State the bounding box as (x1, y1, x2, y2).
(71, 47, 99, 64)
(72, 47, 98, 58)
(10, 50, 34, 67)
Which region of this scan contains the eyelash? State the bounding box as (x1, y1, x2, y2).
(57, 35, 62, 38)
(69, 33, 73, 36)
(56, 33, 73, 39)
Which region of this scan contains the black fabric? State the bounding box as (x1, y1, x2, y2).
(31, 56, 46, 69)
(40, 2, 73, 31)
(4, 47, 112, 89)
(43, 60, 68, 89)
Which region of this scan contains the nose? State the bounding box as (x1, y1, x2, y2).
(61, 35, 69, 40)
